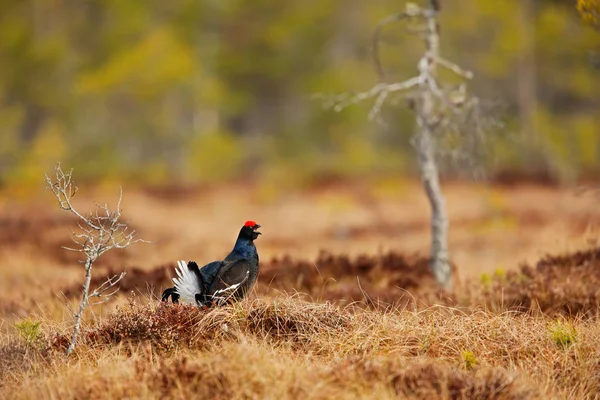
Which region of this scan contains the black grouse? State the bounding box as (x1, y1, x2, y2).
(161, 220, 261, 306)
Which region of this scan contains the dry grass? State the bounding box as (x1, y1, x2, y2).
(2, 180, 600, 399)
(2, 295, 600, 399)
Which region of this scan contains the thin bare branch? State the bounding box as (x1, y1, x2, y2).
(62, 246, 84, 253)
(90, 271, 126, 299)
(436, 56, 474, 79)
(372, 13, 410, 80)
(332, 77, 421, 113)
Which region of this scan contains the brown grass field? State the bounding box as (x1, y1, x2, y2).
(1, 179, 600, 399)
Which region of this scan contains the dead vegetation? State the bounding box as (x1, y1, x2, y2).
(48, 298, 351, 354)
(2, 181, 600, 399)
(58, 244, 600, 321)
(59, 251, 454, 311)
(61, 264, 173, 299)
(261, 251, 454, 308)
(4, 295, 600, 398)
(481, 247, 600, 318)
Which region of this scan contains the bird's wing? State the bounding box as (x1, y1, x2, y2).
(199, 260, 223, 288)
(172, 260, 204, 305)
(208, 259, 251, 302)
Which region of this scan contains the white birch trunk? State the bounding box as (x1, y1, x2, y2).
(415, 1, 452, 289)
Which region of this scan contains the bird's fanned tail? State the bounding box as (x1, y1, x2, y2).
(172, 260, 202, 304)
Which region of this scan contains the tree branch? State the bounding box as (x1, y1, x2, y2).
(372, 13, 410, 80)
(436, 56, 474, 79)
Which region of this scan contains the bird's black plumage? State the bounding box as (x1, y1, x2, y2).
(162, 221, 261, 306)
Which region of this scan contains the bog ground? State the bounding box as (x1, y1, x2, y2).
(1, 179, 600, 399)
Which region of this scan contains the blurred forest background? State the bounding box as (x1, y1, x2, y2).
(0, 0, 598, 190)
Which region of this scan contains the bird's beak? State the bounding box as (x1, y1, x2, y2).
(254, 224, 262, 234)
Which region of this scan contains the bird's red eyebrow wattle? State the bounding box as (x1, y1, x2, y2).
(244, 220, 257, 227)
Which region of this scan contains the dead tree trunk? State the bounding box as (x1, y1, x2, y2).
(416, 2, 452, 289)
(328, 0, 484, 290)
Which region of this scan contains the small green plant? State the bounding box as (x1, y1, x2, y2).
(420, 324, 436, 354)
(461, 349, 478, 370)
(548, 320, 577, 348)
(494, 267, 506, 282)
(15, 319, 42, 345)
(480, 273, 492, 290)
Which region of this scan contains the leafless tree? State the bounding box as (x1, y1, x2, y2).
(45, 163, 146, 355)
(325, 1, 492, 289)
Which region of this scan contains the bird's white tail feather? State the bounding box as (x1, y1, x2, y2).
(172, 260, 201, 305)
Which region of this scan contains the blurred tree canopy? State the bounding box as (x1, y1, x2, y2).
(578, 0, 600, 27)
(0, 0, 598, 187)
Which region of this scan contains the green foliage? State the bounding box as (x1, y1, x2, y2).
(548, 320, 577, 348)
(494, 268, 506, 282)
(461, 349, 478, 370)
(0, 1, 597, 186)
(480, 273, 492, 290)
(14, 319, 42, 346)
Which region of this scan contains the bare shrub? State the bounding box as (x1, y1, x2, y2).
(45, 162, 146, 355)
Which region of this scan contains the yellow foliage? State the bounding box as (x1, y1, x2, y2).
(186, 130, 244, 182)
(572, 114, 599, 168)
(368, 176, 411, 199)
(578, 0, 600, 27)
(0, 106, 23, 156)
(5, 120, 67, 197)
(75, 27, 194, 99)
(533, 108, 599, 181)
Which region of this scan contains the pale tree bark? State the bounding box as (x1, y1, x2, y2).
(415, 1, 452, 289)
(67, 259, 93, 356)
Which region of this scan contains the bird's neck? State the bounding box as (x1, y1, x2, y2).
(228, 237, 257, 260)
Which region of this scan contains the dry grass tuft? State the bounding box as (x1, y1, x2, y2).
(141, 356, 234, 399)
(245, 299, 350, 346)
(50, 301, 209, 352)
(47, 297, 352, 354)
(0, 340, 42, 387)
(330, 356, 539, 399)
